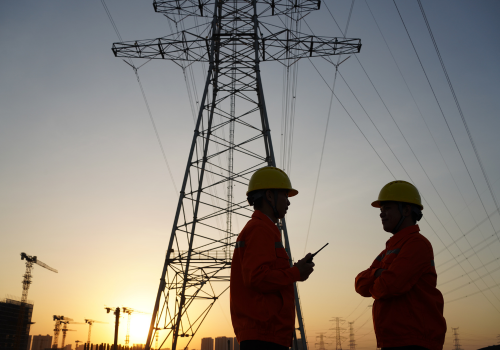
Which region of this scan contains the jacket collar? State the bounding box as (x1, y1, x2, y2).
(252, 210, 280, 237)
(387, 224, 420, 248)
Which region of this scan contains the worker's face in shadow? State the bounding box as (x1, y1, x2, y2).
(266, 189, 290, 219)
(379, 201, 401, 233)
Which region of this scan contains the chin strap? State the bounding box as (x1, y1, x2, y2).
(392, 202, 406, 234)
(265, 190, 280, 221)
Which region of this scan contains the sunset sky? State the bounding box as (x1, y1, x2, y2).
(1, 1, 499, 350)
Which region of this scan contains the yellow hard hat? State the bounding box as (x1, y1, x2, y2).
(246, 166, 298, 197)
(371, 180, 423, 210)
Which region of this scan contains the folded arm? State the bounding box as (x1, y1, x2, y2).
(370, 239, 432, 299)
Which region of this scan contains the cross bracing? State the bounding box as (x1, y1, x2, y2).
(111, 1, 361, 349)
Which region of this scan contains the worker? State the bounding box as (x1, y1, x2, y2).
(355, 180, 447, 350)
(230, 166, 315, 350)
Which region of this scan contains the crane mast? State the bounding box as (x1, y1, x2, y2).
(84, 319, 107, 344)
(52, 316, 73, 349)
(122, 307, 149, 346)
(15, 253, 57, 350)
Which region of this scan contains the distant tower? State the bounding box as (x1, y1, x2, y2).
(330, 317, 346, 350)
(316, 333, 328, 350)
(348, 321, 355, 350)
(452, 328, 462, 350)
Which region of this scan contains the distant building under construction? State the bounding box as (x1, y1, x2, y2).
(0, 297, 34, 350)
(30, 334, 53, 350)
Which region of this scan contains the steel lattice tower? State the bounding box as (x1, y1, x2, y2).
(111, 1, 361, 349)
(348, 321, 355, 350)
(330, 317, 345, 350)
(452, 328, 462, 350)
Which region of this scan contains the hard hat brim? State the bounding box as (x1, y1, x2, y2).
(246, 188, 298, 197)
(372, 199, 423, 210)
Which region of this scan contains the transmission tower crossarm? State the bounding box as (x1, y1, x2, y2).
(152, 0, 321, 17)
(112, 30, 361, 63)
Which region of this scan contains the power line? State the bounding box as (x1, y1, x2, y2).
(442, 264, 500, 295)
(302, 0, 360, 255)
(344, 299, 367, 321)
(417, 0, 500, 222)
(100, 0, 178, 193)
(393, 0, 500, 248)
(364, 0, 499, 269)
(320, 1, 500, 310)
(317, 62, 500, 300)
(446, 284, 500, 304)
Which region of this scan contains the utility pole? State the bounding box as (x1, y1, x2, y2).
(452, 327, 462, 350)
(111, 1, 361, 350)
(105, 307, 121, 350)
(348, 321, 355, 350)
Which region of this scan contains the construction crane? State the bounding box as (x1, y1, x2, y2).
(20, 252, 58, 303)
(15, 252, 58, 350)
(52, 316, 73, 349)
(84, 319, 107, 345)
(60, 321, 80, 349)
(75, 340, 82, 350)
(121, 307, 150, 346)
(105, 307, 121, 350)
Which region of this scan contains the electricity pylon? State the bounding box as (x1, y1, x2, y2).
(452, 327, 462, 350)
(316, 332, 329, 350)
(348, 321, 355, 350)
(330, 317, 346, 350)
(111, 1, 361, 350)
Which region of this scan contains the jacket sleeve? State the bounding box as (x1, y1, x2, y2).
(370, 238, 433, 299)
(241, 226, 301, 293)
(355, 267, 378, 297)
(355, 252, 384, 297)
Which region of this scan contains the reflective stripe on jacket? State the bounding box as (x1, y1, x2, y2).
(355, 225, 447, 350)
(230, 210, 301, 347)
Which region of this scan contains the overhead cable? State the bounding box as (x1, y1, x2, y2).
(322, 0, 500, 310)
(302, 0, 357, 255)
(393, 0, 499, 246)
(417, 0, 500, 222)
(100, 0, 178, 193)
(364, 0, 498, 267)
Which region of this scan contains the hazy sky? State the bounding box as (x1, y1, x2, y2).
(1, 1, 499, 349)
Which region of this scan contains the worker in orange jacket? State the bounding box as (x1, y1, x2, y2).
(230, 166, 315, 350)
(355, 181, 446, 350)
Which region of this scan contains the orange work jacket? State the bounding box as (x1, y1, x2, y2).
(230, 210, 301, 347)
(355, 225, 446, 350)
